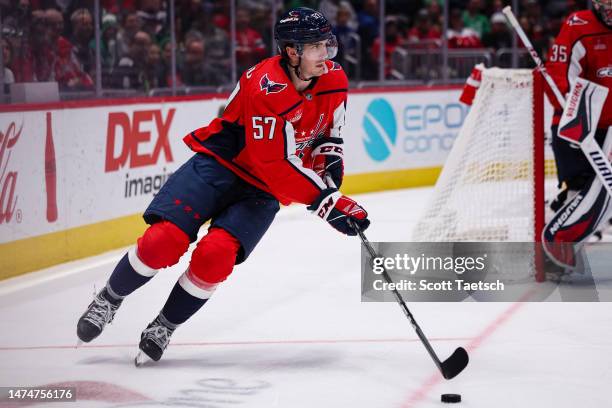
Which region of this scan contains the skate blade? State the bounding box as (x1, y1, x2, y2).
(76, 339, 84, 348)
(134, 351, 152, 367)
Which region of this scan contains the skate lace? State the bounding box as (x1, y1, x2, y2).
(142, 322, 173, 349)
(83, 296, 117, 329)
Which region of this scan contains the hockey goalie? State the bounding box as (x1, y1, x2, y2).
(542, 0, 612, 268)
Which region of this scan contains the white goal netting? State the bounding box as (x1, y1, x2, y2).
(413, 68, 557, 243)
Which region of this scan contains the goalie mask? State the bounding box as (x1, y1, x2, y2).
(593, 0, 612, 27)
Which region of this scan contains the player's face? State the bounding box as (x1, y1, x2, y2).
(299, 37, 338, 78)
(300, 40, 330, 77)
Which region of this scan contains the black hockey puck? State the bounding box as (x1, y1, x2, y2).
(441, 393, 461, 403)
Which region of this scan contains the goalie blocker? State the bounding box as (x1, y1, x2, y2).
(542, 78, 612, 269)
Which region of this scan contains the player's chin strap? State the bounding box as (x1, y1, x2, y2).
(288, 57, 316, 82)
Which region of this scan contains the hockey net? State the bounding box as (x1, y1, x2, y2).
(412, 68, 557, 281)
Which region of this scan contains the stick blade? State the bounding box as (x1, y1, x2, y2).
(441, 347, 469, 379)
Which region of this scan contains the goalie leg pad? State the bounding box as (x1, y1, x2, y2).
(542, 176, 612, 268)
(137, 220, 191, 270)
(552, 126, 608, 187)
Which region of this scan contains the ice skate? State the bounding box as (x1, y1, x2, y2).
(76, 287, 122, 343)
(134, 315, 176, 366)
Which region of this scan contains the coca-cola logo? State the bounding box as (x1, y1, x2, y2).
(0, 122, 22, 224)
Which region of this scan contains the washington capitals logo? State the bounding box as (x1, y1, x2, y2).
(567, 14, 588, 26)
(260, 74, 287, 95)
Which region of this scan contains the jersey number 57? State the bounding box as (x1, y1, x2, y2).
(252, 116, 277, 140)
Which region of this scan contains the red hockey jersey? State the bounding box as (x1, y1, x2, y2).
(184, 56, 348, 206)
(545, 10, 612, 128)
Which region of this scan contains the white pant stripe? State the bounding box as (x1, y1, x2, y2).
(127, 247, 158, 278)
(178, 271, 216, 300)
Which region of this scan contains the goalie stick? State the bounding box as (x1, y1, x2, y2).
(350, 220, 469, 380)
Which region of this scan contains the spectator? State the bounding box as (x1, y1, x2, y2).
(358, 0, 379, 79)
(235, 7, 266, 77)
(137, 0, 167, 44)
(188, 12, 230, 82)
(358, 0, 379, 44)
(249, 3, 274, 52)
(2, 39, 16, 91)
(96, 13, 120, 71)
(319, 0, 357, 30)
(46, 8, 94, 90)
(462, 0, 490, 38)
(45, 8, 65, 43)
(69, 9, 95, 77)
(143, 43, 164, 91)
(566, 0, 588, 14)
(116, 12, 142, 59)
(180, 39, 224, 86)
(427, 0, 443, 32)
(86, 12, 119, 84)
(333, 1, 358, 74)
(158, 39, 181, 87)
(524, 0, 549, 52)
(407, 9, 441, 45)
(9, 10, 51, 82)
(2, 0, 32, 36)
(113, 30, 151, 89)
(482, 12, 513, 50)
(518, 14, 547, 57)
(448, 8, 482, 48)
(371, 16, 404, 79)
(490, 0, 506, 14)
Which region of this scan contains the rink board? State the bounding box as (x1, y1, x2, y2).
(0, 87, 463, 278)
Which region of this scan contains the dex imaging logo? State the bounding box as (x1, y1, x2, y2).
(362, 98, 397, 162)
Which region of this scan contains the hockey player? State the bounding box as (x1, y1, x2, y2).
(543, 0, 611, 247)
(76, 7, 370, 364)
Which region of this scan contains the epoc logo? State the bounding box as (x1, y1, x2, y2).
(362, 99, 397, 162)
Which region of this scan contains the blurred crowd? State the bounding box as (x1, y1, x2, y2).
(0, 0, 586, 94)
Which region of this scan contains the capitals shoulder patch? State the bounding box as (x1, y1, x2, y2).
(567, 14, 588, 26)
(260, 74, 287, 95)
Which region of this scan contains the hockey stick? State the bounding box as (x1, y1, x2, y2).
(502, 6, 612, 198)
(350, 220, 469, 380)
(502, 6, 565, 106)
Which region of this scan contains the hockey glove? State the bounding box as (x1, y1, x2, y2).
(308, 188, 370, 236)
(311, 137, 344, 188)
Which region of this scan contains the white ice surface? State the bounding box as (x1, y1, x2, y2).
(1, 187, 611, 408)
